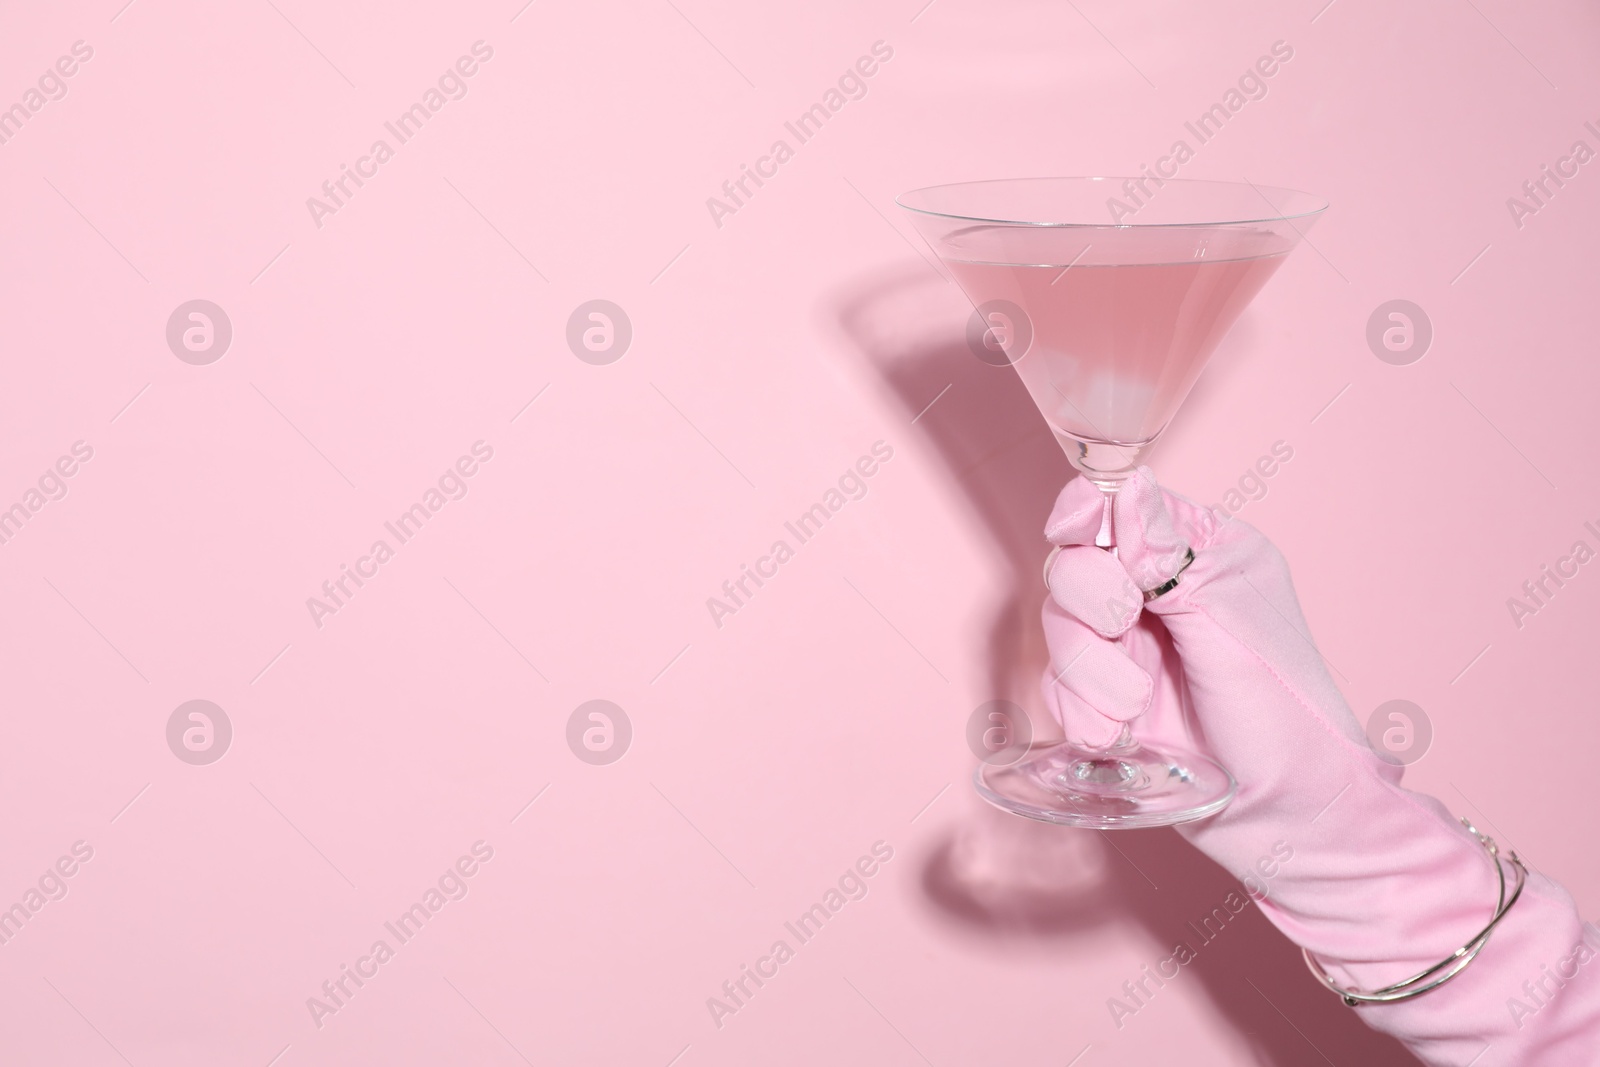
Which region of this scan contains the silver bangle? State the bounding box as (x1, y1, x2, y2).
(1302, 818, 1528, 1007)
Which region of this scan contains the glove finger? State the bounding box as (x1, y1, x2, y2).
(1047, 544, 1143, 638)
(1043, 475, 1114, 547)
(1040, 600, 1154, 748)
(1110, 467, 1198, 597)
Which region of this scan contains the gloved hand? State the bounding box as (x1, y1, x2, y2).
(1040, 468, 1600, 1064)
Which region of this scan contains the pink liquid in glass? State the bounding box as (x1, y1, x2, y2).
(945, 226, 1290, 448)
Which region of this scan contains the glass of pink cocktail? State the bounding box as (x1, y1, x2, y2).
(899, 177, 1326, 828)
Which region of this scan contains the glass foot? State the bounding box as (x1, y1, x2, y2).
(975, 738, 1236, 829)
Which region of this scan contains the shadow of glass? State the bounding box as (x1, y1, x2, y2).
(920, 802, 1122, 939)
(830, 260, 1071, 716)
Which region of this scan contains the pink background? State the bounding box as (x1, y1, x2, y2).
(3, 0, 1598, 1063)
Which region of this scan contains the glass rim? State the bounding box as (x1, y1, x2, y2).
(896, 176, 1329, 229)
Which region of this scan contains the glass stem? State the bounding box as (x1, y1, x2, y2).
(1094, 481, 1118, 549)
(1069, 722, 1138, 783)
(1082, 484, 1129, 757)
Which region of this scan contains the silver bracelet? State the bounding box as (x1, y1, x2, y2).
(1302, 818, 1528, 1007)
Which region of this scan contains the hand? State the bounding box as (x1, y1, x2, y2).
(1040, 469, 1500, 995)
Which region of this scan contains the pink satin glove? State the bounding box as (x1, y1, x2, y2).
(1042, 469, 1600, 1064)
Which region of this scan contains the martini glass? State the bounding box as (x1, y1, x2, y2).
(899, 177, 1326, 829)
